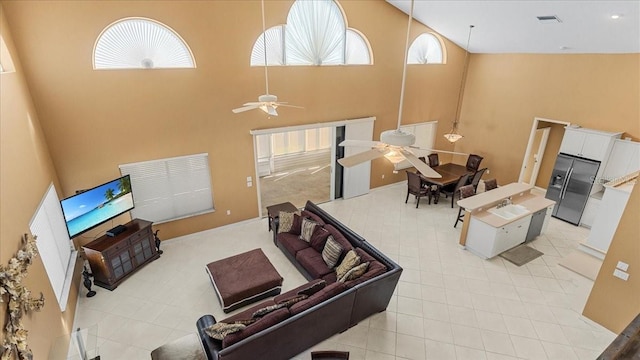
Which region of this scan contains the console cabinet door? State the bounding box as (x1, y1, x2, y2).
(110, 249, 134, 281)
(132, 235, 155, 265)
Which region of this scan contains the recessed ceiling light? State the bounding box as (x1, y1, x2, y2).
(611, 14, 622, 20)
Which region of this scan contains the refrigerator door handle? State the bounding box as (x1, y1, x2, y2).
(561, 168, 574, 200)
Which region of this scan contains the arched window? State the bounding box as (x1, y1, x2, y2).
(93, 17, 196, 70)
(408, 33, 445, 64)
(250, 0, 372, 66)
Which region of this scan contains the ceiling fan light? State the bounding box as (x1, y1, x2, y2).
(258, 94, 277, 102)
(380, 129, 415, 147)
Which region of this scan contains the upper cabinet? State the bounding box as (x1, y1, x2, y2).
(559, 127, 622, 162)
(603, 139, 640, 182)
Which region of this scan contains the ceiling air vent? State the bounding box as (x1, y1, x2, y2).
(537, 15, 562, 23)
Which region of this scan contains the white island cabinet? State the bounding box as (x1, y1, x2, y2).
(457, 183, 556, 260)
(466, 215, 532, 259)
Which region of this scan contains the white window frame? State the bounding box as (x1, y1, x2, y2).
(119, 153, 215, 224)
(408, 32, 446, 65)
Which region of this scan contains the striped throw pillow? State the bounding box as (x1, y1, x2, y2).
(299, 218, 318, 242)
(322, 235, 343, 268)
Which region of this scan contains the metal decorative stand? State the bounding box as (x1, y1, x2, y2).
(154, 229, 163, 255)
(82, 265, 96, 298)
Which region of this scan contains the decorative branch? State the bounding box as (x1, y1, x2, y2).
(0, 234, 45, 360)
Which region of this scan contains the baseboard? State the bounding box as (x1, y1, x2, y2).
(578, 242, 606, 260)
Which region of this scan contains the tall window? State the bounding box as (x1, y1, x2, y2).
(251, 0, 372, 66)
(119, 153, 214, 223)
(93, 17, 196, 70)
(408, 33, 445, 64)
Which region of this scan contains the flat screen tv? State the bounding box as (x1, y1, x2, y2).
(60, 175, 134, 238)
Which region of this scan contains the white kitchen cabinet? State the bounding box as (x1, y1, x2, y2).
(603, 139, 640, 182)
(559, 127, 621, 162)
(466, 215, 532, 259)
(540, 204, 554, 235)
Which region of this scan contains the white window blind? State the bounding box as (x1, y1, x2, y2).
(119, 153, 214, 223)
(29, 183, 77, 311)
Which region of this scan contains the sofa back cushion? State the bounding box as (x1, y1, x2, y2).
(222, 308, 291, 348)
(344, 260, 387, 288)
(289, 281, 348, 315)
(309, 226, 331, 252)
(324, 225, 353, 255)
(301, 209, 325, 226)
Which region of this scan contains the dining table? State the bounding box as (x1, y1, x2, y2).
(419, 163, 473, 204)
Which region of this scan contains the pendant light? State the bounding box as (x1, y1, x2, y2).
(444, 24, 475, 143)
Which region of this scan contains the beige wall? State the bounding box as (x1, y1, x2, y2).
(1, 0, 467, 241)
(453, 53, 640, 186)
(0, 5, 80, 358)
(583, 183, 640, 333)
(2, 1, 640, 353)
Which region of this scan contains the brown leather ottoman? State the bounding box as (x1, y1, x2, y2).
(205, 248, 283, 313)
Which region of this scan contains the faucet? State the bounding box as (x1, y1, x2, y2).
(497, 198, 512, 208)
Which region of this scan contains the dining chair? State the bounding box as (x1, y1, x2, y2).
(440, 173, 471, 208)
(465, 154, 484, 172)
(484, 178, 498, 191)
(427, 153, 440, 167)
(406, 171, 431, 208)
(311, 351, 350, 360)
(469, 168, 488, 192)
(455, 184, 476, 228)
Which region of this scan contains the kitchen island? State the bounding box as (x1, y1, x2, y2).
(457, 183, 556, 259)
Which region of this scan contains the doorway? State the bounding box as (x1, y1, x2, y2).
(519, 117, 570, 189)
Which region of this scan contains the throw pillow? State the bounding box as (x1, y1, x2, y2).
(204, 322, 246, 340)
(277, 210, 300, 234)
(309, 226, 331, 252)
(321, 236, 343, 268)
(254, 295, 308, 318)
(296, 280, 326, 297)
(335, 249, 361, 280)
(299, 217, 318, 242)
(290, 213, 302, 235)
(339, 262, 369, 282)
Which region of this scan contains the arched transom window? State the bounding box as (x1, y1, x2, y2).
(251, 0, 372, 66)
(408, 33, 445, 64)
(93, 17, 196, 70)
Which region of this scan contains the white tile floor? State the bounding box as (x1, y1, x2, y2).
(73, 183, 616, 359)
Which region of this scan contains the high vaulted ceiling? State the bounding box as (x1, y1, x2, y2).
(386, 0, 640, 54)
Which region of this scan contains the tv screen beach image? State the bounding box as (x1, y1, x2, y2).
(61, 176, 134, 238)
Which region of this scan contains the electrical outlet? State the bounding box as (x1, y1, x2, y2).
(382, 174, 385, 179)
(226, 210, 231, 215)
(486, 169, 490, 174)
(247, 181, 253, 187)
(613, 269, 629, 281)
(617, 261, 629, 271)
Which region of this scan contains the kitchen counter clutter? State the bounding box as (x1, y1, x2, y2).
(457, 183, 556, 259)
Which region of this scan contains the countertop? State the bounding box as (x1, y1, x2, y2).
(457, 182, 555, 228)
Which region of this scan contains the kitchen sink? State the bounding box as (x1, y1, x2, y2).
(488, 204, 529, 220)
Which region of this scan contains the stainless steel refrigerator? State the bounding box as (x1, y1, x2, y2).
(545, 153, 600, 225)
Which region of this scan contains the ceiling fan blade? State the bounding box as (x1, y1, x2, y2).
(402, 150, 442, 178)
(338, 139, 383, 148)
(243, 102, 262, 106)
(338, 148, 389, 168)
(232, 105, 260, 113)
(407, 146, 469, 157)
(276, 103, 304, 109)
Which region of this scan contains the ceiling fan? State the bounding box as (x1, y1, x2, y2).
(338, 0, 461, 179)
(232, 0, 302, 116)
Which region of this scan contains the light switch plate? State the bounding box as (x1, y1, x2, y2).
(246, 176, 252, 182)
(616, 261, 629, 272)
(613, 269, 629, 281)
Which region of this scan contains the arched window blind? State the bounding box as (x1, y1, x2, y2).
(94, 17, 196, 70)
(250, 0, 372, 66)
(408, 33, 444, 64)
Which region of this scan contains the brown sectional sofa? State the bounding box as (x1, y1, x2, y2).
(196, 201, 402, 360)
